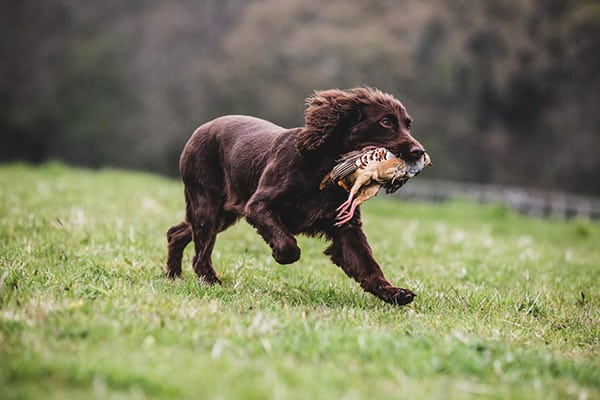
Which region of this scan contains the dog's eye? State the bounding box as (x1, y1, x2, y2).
(380, 118, 393, 129)
(405, 118, 412, 130)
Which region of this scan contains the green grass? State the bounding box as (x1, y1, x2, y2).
(1, 162, 599, 399)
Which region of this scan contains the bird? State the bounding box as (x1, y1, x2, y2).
(320, 147, 431, 226)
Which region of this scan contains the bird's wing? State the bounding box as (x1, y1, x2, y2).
(330, 147, 392, 181)
(328, 152, 364, 181)
(320, 147, 393, 189)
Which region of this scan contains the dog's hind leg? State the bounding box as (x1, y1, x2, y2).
(185, 186, 223, 285)
(166, 221, 192, 278)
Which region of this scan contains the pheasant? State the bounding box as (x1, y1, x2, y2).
(320, 147, 431, 226)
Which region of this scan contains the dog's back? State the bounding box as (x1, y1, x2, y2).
(180, 115, 299, 214)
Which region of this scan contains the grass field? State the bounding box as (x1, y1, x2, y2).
(1, 162, 599, 399)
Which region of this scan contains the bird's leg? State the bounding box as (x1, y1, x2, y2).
(336, 172, 372, 217)
(335, 191, 355, 216)
(335, 184, 382, 226)
(335, 197, 360, 226)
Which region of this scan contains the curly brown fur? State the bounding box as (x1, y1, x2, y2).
(166, 87, 426, 306)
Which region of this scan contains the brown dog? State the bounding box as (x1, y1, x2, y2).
(166, 88, 426, 305)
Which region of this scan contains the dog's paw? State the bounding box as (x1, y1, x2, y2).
(199, 274, 222, 286)
(384, 287, 416, 306)
(165, 268, 181, 279)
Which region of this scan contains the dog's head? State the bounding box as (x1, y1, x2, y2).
(297, 87, 425, 162)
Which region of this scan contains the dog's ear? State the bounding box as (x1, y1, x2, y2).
(296, 89, 361, 154)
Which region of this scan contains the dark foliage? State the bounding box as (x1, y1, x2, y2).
(1, 0, 598, 194)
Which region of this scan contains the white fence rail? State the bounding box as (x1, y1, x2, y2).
(394, 180, 600, 220)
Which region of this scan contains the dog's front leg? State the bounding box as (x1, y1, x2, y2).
(245, 191, 301, 265)
(325, 220, 415, 305)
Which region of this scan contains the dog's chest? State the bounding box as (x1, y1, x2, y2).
(278, 189, 341, 234)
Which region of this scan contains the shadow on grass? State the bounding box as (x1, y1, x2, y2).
(158, 271, 414, 311)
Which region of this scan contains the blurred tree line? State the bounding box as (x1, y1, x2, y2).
(1, 0, 599, 195)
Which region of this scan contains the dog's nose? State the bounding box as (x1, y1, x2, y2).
(410, 146, 425, 160)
